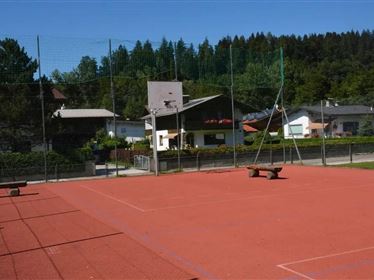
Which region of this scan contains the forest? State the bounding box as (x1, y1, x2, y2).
(1, 30, 374, 151)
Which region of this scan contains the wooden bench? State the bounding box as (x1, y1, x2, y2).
(247, 165, 282, 180)
(0, 181, 28, 196)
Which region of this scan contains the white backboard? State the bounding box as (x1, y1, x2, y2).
(147, 81, 183, 114)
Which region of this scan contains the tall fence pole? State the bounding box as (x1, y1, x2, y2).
(229, 45, 237, 167)
(109, 39, 118, 176)
(321, 100, 326, 166)
(37, 35, 47, 182)
(174, 42, 178, 81)
(280, 47, 286, 163)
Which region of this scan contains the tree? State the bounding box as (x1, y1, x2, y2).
(358, 115, 374, 136)
(0, 38, 37, 84)
(0, 38, 57, 152)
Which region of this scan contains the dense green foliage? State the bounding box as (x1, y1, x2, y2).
(0, 151, 84, 170)
(49, 31, 374, 119)
(1, 31, 374, 153)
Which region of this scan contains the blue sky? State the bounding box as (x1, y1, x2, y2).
(1, 0, 374, 75)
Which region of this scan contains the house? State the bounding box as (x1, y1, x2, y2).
(52, 108, 118, 150)
(243, 108, 283, 134)
(284, 104, 374, 139)
(142, 95, 251, 151)
(106, 120, 145, 143)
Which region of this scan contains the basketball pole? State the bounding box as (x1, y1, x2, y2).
(151, 110, 159, 176)
(37, 35, 47, 182)
(109, 39, 118, 176)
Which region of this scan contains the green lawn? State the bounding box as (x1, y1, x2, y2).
(336, 161, 374, 169)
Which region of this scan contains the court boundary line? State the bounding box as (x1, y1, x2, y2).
(277, 245, 374, 280)
(80, 185, 146, 213)
(277, 264, 315, 280)
(78, 181, 374, 213)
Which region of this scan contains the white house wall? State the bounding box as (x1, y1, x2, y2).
(106, 120, 145, 143)
(283, 109, 310, 139)
(149, 130, 169, 151)
(193, 129, 243, 148)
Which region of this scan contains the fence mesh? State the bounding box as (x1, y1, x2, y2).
(1, 34, 373, 181)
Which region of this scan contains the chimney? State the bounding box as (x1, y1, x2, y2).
(183, 95, 190, 104)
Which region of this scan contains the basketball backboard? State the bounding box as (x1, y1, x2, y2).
(147, 81, 183, 114)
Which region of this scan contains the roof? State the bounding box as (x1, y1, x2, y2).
(51, 88, 66, 100)
(302, 105, 374, 116)
(53, 109, 118, 119)
(243, 124, 258, 132)
(142, 95, 222, 119)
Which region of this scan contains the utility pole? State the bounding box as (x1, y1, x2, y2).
(229, 44, 237, 167)
(109, 39, 118, 176)
(37, 36, 47, 182)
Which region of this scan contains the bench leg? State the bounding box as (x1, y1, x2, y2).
(266, 171, 278, 180)
(249, 169, 259, 177)
(9, 188, 20, 196)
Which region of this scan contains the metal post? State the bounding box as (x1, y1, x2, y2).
(321, 100, 326, 166)
(290, 147, 293, 164)
(176, 107, 181, 170)
(229, 44, 237, 167)
(196, 152, 200, 171)
(55, 164, 58, 181)
(280, 47, 286, 163)
(109, 39, 118, 176)
(349, 143, 353, 163)
(151, 111, 159, 176)
(37, 35, 47, 182)
(270, 138, 273, 165)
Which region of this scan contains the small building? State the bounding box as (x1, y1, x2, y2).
(52, 108, 117, 150)
(284, 104, 374, 139)
(106, 120, 145, 143)
(142, 95, 252, 151)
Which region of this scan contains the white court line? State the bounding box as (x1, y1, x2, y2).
(279, 245, 374, 266)
(80, 185, 146, 212)
(277, 264, 315, 280)
(276, 245, 374, 280)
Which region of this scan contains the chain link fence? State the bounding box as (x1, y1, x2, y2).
(150, 143, 374, 172)
(0, 162, 95, 183)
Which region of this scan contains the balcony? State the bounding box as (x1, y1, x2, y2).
(184, 119, 240, 130)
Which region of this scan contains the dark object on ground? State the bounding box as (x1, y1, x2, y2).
(0, 180, 28, 196)
(247, 165, 283, 180)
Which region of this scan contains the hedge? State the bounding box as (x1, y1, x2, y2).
(0, 150, 85, 170)
(158, 136, 374, 158)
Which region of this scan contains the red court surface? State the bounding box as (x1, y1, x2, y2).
(1, 165, 374, 279)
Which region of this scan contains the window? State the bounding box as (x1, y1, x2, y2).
(288, 124, 303, 135)
(159, 135, 163, 146)
(204, 133, 225, 145)
(343, 122, 359, 135)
